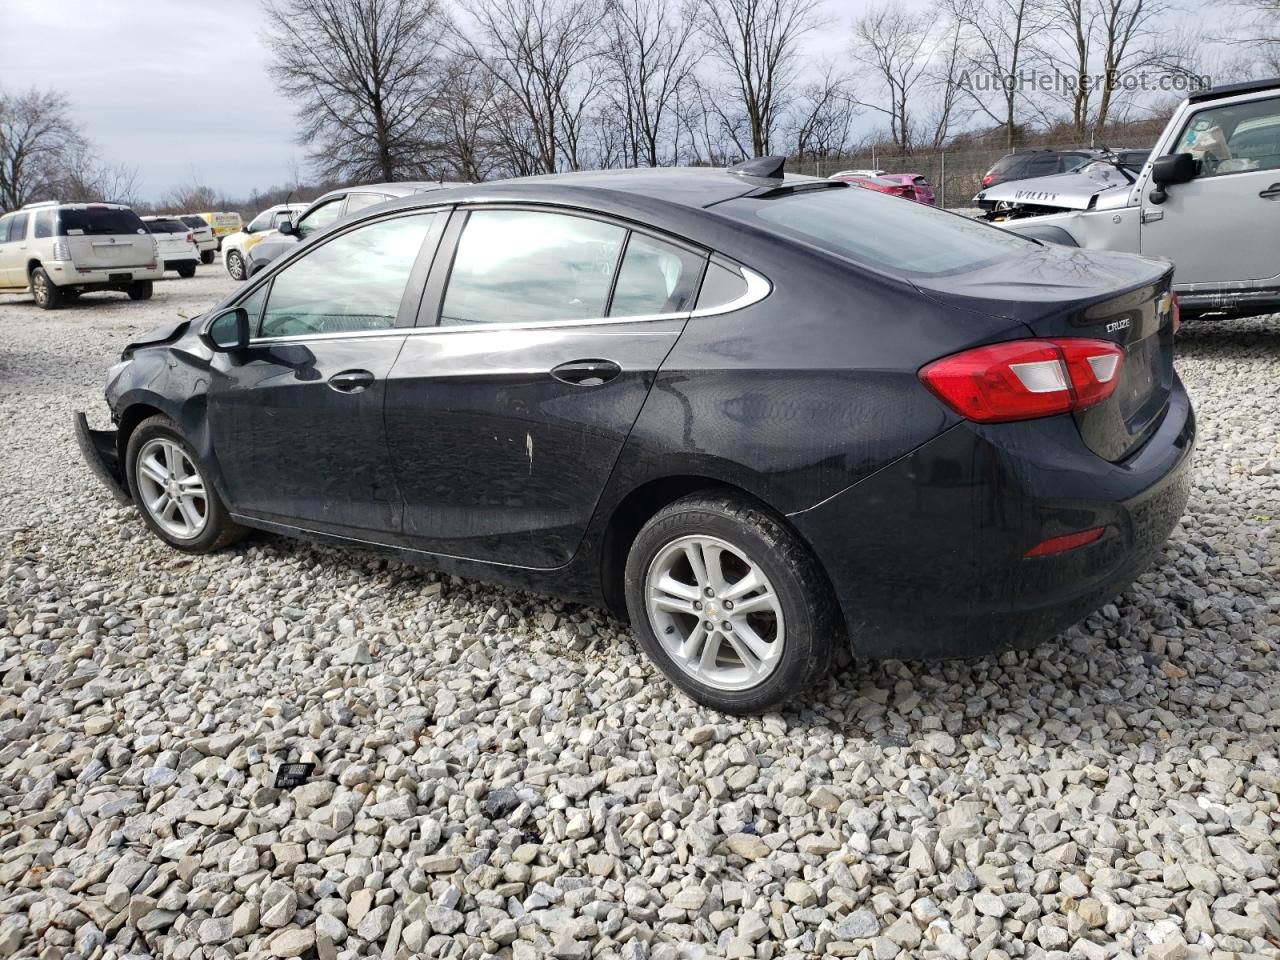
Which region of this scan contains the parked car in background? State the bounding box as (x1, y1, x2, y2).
(141, 217, 201, 278)
(977, 77, 1280, 320)
(0, 201, 161, 309)
(830, 173, 917, 200)
(221, 203, 306, 280)
(244, 181, 464, 278)
(879, 173, 936, 205)
(174, 215, 217, 263)
(977, 149, 1100, 208)
(195, 212, 243, 249)
(78, 160, 1192, 713)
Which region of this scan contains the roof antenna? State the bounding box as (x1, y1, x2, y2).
(726, 156, 786, 181)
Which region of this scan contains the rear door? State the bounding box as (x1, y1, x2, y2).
(206, 210, 444, 536)
(384, 207, 704, 568)
(60, 206, 155, 269)
(1141, 94, 1280, 285)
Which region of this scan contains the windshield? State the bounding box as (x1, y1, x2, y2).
(57, 207, 147, 236)
(723, 186, 1037, 277)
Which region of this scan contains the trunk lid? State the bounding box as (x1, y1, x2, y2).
(58, 205, 156, 269)
(912, 244, 1176, 461)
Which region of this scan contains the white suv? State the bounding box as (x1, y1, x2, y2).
(221, 203, 306, 280)
(141, 216, 202, 278)
(0, 201, 164, 309)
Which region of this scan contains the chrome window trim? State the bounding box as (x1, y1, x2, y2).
(243, 265, 771, 346)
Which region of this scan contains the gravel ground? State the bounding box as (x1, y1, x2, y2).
(2, 270, 1279, 960)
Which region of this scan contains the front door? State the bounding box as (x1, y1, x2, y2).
(1141, 94, 1280, 286)
(385, 207, 705, 568)
(0, 213, 28, 287)
(207, 210, 443, 537)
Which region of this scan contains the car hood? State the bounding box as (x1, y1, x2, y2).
(976, 165, 1133, 210)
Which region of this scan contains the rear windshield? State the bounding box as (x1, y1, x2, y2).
(180, 216, 207, 228)
(58, 207, 147, 236)
(723, 185, 1036, 278)
(145, 220, 188, 234)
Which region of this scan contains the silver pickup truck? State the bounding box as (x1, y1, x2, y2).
(975, 77, 1280, 320)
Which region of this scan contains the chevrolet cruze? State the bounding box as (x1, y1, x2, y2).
(77, 160, 1194, 714)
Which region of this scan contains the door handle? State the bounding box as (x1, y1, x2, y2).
(550, 358, 622, 386)
(1260, 183, 1280, 200)
(328, 369, 375, 394)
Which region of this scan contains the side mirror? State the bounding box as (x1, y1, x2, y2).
(1148, 152, 1196, 204)
(278, 219, 296, 236)
(202, 307, 250, 352)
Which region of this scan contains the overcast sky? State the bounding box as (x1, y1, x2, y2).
(0, 0, 301, 201)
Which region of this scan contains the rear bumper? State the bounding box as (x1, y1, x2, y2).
(75, 413, 130, 504)
(49, 262, 164, 286)
(790, 379, 1195, 659)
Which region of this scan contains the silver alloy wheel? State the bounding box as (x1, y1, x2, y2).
(32, 271, 49, 306)
(645, 534, 785, 691)
(227, 251, 244, 280)
(135, 438, 209, 540)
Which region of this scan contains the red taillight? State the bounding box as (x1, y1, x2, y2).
(186, 232, 194, 243)
(981, 175, 993, 186)
(1024, 527, 1105, 557)
(919, 338, 1125, 423)
(1171, 294, 1181, 334)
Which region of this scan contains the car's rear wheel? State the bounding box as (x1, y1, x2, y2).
(30, 268, 62, 310)
(176, 263, 197, 279)
(624, 491, 837, 714)
(127, 415, 245, 552)
(201, 250, 215, 265)
(128, 281, 153, 301)
(226, 250, 245, 281)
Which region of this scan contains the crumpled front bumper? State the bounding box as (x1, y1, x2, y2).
(74, 412, 130, 504)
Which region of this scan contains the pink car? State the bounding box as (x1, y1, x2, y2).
(878, 173, 936, 205)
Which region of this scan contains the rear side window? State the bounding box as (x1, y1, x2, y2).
(440, 209, 625, 326)
(0, 215, 12, 242)
(258, 213, 436, 338)
(58, 207, 146, 236)
(726, 186, 1035, 277)
(696, 261, 748, 310)
(1025, 155, 1060, 176)
(344, 193, 386, 214)
(33, 210, 54, 238)
(5, 213, 29, 242)
(989, 155, 1025, 176)
(609, 234, 702, 317)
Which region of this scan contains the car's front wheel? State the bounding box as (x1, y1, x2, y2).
(624, 491, 838, 714)
(225, 250, 245, 281)
(127, 415, 245, 552)
(30, 267, 63, 310)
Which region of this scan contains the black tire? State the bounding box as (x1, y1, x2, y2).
(201, 250, 215, 265)
(623, 490, 839, 714)
(176, 263, 197, 279)
(30, 267, 63, 310)
(128, 281, 153, 301)
(226, 250, 245, 281)
(126, 415, 246, 552)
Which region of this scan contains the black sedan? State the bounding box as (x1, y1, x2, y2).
(77, 159, 1193, 714)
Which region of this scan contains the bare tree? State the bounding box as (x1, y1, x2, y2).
(850, 4, 934, 152)
(1224, 0, 1280, 72)
(947, 0, 1052, 150)
(0, 88, 89, 210)
(451, 0, 607, 174)
(603, 0, 699, 166)
(922, 4, 973, 147)
(697, 0, 823, 157)
(788, 65, 857, 170)
(263, 0, 444, 182)
(1093, 0, 1185, 133)
(55, 143, 140, 205)
(428, 56, 505, 180)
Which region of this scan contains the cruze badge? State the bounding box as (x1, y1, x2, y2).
(1106, 318, 1131, 333)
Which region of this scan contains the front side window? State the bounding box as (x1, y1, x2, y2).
(609, 234, 702, 317)
(296, 199, 343, 239)
(725, 186, 1035, 278)
(1177, 96, 1280, 177)
(0, 216, 12, 243)
(440, 209, 625, 326)
(258, 213, 435, 339)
